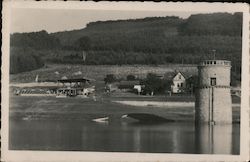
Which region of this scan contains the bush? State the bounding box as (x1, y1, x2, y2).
(141, 73, 172, 95)
(127, 74, 136, 81)
(104, 74, 117, 84)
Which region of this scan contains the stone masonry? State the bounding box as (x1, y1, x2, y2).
(195, 60, 232, 124)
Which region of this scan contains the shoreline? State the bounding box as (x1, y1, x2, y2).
(112, 100, 194, 108)
(112, 100, 241, 108)
(9, 96, 240, 123)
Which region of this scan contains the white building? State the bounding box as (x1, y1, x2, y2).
(171, 72, 186, 93)
(134, 85, 145, 95)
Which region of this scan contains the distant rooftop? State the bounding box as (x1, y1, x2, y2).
(58, 77, 95, 83)
(164, 70, 196, 80)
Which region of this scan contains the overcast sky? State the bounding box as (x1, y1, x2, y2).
(10, 8, 201, 34)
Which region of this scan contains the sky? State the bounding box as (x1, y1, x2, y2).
(10, 8, 199, 34)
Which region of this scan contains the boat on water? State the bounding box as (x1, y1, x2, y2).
(121, 113, 175, 123)
(92, 117, 109, 123)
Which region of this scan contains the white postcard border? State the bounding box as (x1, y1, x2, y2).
(1, 1, 249, 162)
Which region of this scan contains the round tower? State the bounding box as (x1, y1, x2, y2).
(195, 60, 232, 124)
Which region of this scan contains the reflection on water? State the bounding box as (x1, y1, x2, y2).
(9, 120, 240, 154)
(195, 124, 237, 154)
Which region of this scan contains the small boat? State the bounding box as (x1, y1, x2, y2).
(121, 114, 139, 123)
(92, 117, 109, 123)
(121, 113, 174, 123)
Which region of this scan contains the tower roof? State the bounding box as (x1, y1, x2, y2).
(199, 60, 231, 66)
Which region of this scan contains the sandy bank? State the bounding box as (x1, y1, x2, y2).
(113, 100, 241, 108)
(10, 82, 58, 88)
(113, 101, 194, 108)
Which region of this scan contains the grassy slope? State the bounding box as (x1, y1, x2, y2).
(10, 63, 197, 83)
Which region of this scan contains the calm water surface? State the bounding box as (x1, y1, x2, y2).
(9, 120, 240, 154)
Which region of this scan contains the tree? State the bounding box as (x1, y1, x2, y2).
(186, 75, 198, 95)
(75, 36, 92, 50)
(104, 74, 116, 84)
(161, 79, 173, 93)
(141, 73, 174, 95)
(127, 74, 136, 81)
(10, 47, 45, 74)
(143, 73, 162, 95)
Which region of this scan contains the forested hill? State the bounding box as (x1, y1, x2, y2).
(52, 13, 242, 47)
(52, 16, 183, 48)
(10, 13, 242, 75)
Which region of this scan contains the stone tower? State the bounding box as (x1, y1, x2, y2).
(195, 60, 232, 124)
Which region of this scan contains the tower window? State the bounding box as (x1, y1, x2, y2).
(210, 78, 216, 86)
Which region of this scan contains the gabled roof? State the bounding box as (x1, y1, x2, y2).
(164, 70, 197, 80)
(176, 71, 186, 78)
(163, 71, 177, 80)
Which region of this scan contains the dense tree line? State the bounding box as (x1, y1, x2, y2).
(178, 13, 242, 36)
(10, 13, 242, 80)
(87, 16, 181, 27)
(10, 30, 61, 50)
(10, 47, 44, 74)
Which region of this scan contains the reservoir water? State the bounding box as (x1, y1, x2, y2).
(9, 119, 240, 154)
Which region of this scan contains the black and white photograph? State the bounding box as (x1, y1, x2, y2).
(1, 1, 249, 162)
